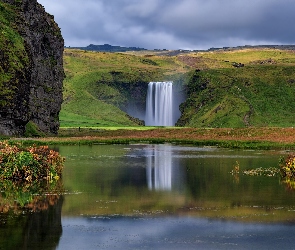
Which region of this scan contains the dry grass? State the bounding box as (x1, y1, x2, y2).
(15, 127, 295, 149)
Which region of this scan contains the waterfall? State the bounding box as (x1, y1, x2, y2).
(145, 81, 173, 126)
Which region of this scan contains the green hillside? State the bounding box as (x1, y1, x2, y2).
(178, 49, 295, 127)
(61, 49, 188, 127)
(62, 47, 295, 128)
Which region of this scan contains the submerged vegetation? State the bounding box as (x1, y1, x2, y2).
(229, 154, 295, 191)
(279, 154, 295, 190)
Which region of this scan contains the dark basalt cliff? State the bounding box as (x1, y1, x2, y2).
(0, 0, 64, 136)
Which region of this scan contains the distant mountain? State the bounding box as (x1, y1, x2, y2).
(205, 44, 295, 52)
(68, 44, 147, 52)
(67, 43, 295, 55)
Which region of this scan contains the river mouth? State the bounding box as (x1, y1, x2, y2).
(2, 144, 295, 249)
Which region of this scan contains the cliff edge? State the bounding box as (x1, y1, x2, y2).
(0, 0, 64, 136)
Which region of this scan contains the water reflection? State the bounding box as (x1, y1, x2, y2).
(0, 196, 63, 250)
(60, 144, 295, 219)
(58, 216, 295, 250)
(2, 144, 294, 249)
(0, 178, 64, 249)
(57, 145, 295, 249)
(0, 179, 63, 213)
(146, 145, 173, 190)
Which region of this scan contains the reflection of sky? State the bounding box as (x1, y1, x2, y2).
(55, 145, 295, 249)
(57, 216, 295, 250)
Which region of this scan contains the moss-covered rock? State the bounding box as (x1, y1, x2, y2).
(24, 120, 45, 137)
(0, 0, 64, 136)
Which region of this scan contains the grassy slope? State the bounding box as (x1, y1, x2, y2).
(62, 48, 295, 128)
(61, 49, 189, 127)
(178, 49, 295, 127)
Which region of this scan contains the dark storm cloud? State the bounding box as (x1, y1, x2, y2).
(38, 0, 295, 50)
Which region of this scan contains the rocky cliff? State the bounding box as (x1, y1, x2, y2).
(0, 0, 64, 136)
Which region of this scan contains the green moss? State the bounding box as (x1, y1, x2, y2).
(24, 121, 46, 137)
(0, 2, 29, 107)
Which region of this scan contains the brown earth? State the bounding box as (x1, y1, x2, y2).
(31, 127, 295, 146)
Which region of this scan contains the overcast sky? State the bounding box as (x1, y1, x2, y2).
(37, 0, 295, 50)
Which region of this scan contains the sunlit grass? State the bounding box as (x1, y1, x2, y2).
(179, 63, 295, 127)
(190, 48, 295, 68)
(62, 49, 191, 127)
(62, 47, 295, 129)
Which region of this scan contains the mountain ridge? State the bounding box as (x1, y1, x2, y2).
(66, 43, 295, 53)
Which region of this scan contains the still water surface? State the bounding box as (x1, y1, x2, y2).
(3, 144, 295, 249)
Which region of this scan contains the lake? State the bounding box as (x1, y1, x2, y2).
(2, 144, 295, 249)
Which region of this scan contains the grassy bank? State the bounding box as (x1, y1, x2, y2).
(10, 127, 295, 150)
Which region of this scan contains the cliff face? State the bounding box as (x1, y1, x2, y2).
(0, 0, 64, 135)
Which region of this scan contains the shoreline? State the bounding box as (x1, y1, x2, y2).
(9, 127, 295, 150)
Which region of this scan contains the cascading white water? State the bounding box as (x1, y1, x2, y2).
(145, 81, 173, 126)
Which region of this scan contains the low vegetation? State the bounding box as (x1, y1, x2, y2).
(7, 127, 295, 151)
(279, 154, 295, 190)
(0, 141, 64, 182)
(280, 154, 295, 179)
(0, 141, 65, 210)
(229, 153, 295, 191)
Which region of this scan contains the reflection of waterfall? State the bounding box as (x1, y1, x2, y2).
(146, 145, 172, 190)
(145, 81, 173, 126)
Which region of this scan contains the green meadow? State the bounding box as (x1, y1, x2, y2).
(61, 49, 189, 127)
(62, 47, 295, 129)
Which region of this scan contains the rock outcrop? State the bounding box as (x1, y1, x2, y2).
(0, 0, 64, 136)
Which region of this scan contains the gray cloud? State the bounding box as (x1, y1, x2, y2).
(38, 0, 295, 50)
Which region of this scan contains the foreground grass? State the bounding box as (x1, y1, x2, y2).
(10, 127, 295, 150)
